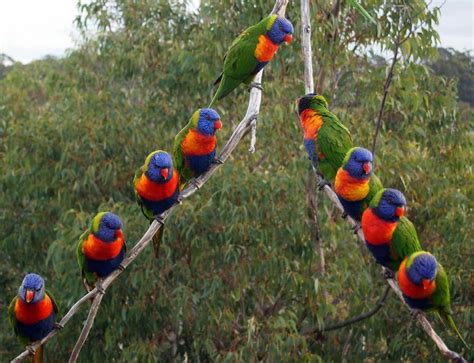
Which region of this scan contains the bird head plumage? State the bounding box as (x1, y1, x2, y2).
(144, 150, 174, 183)
(406, 251, 438, 289)
(18, 273, 45, 304)
(193, 108, 222, 136)
(267, 16, 294, 45)
(91, 212, 123, 242)
(370, 188, 407, 222)
(343, 147, 374, 179)
(297, 93, 329, 115)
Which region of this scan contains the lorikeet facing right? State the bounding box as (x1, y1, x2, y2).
(76, 212, 126, 291)
(297, 94, 353, 182)
(398, 251, 470, 349)
(8, 273, 59, 363)
(361, 188, 422, 271)
(209, 15, 293, 106)
(335, 147, 383, 221)
(134, 150, 180, 257)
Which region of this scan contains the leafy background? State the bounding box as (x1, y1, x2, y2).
(0, 0, 472, 361)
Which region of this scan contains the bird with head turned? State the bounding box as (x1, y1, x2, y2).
(209, 15, 293, 106)
(173, 108, 223, 189)
(8, 273, 59, 363)
(398, 251, 470, 349)
(76, 212, 126, 291)
(335, 147, 383, 221)
(297, 93, 352, 184)
(361, 188, 422, 272)
(134, 150, 180, 257)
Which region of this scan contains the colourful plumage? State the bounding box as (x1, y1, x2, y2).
(209, 15, 293, 106)
(297, 94, 353, 182)
(398, 251, 470, 349)
(8, 273, 59, 363)
(173, 108, 222, 189)
(335, 147, 383, 221)
(134, 150, 180, 257)
(76, 212, 126, 291)
(361, 188, 422, 271)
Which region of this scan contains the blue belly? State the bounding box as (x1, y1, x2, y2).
(185, 150, 216, 176)
(338, 197, 364, 221)
(366, 242, 391, 267)
(16, 312, 56, 342)
(141, 187, 179, 216)
(402, 295, 430, 310)
(251, 61, 268, 75)
(304, 138, 317, 165)
(85, 247, 126, 278)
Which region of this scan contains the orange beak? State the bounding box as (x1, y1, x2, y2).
(395, 206, 405, 217)
(160, 168, 169, 179)
(363, 162, 372, 175)
(214, 120, 222, 130)
(26, 290, 34, 303)
(284, 34, 293, 44)
(422, 279, 431, 290)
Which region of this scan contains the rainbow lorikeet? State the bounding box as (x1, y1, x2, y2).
(361, 188, 422, 271)
(209, 15, 293, 107)
(398, 251, 470, 349)
(297, 94, 353, 183)
(76, 212, 126, 291)
(173, 108, 222, 189)
(134, 150, 180, 257)
(334, 147, 383, 221)
(8, 273, 59, 363)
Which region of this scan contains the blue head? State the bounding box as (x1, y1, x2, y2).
(373, 188, 406, 222)
(197, 108, 222, 136)
(145, 151, 173, 183)
(91, 212, 122, 242)
(406, 252, 438, 287)
(18, 273, 45, 304)
(267, 16, 294, 45)
(343, 147, 374, 180)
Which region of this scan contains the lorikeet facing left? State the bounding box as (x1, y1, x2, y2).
(335, 147, 383, 221)
(398, 251, 470, 349)
(209, 15, 293, 107)
(173, 108, 222, 189)
(8, 273, 59, 363)
(76, 212, 126, 291)
(297, 94, 353, 183)
(361, 188, 422, 271)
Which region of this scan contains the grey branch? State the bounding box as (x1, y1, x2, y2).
(10, 1, 288, 362)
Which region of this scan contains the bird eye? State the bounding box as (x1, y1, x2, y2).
(279, 24, 284, 31)
(205, 115, 211, 121)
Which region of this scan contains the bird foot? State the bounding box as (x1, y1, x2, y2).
(316, 175, 331, 190)
(248, 82, 263, 92)
(213, 157, 225, 165)
(96, 281, 106, 295)
(410, 309, 422, 320)
(351, 223, 361, 234)
(341, 212, 348, 219)
(118, 263, 126, 272)
(382, 268, 395, 279)
(176, 195, 183, 204)
(154, 214, 165, 226)
(191, 178, 203, 190)
(27, 344, 36, 355)
(54, 322, 64, 330)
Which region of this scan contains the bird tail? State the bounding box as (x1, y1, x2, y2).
(152, 223, 164, 259)
(33, 344, 43, 363)
(439, 311, 470, 350)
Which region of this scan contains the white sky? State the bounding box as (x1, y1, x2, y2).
(0, 0, 472, 64)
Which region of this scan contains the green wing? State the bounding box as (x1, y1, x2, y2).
(45, 289, 59, 315)
(134, 166, 154, 221)
(316, 115, 353, 181)
(365, 173, 383, 205)
(389, 217, 422, 270)
(76, 229, 96, 287)
(173, 123, 194, 188)
(430, 262, 451, 313)
(8, 297, 29, 345)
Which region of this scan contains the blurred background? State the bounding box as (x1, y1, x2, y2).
(1, 0, 472, 361)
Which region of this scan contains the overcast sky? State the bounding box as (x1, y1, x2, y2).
(0, 0, 472, 64)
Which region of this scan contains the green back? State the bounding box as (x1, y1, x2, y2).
(365, 173, 383, 206)
(388, 217, 422, 270)
(76, 228, 96, 285)
(430, 262, 451, 313)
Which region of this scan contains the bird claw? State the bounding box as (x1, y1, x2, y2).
(352, 223, 361, 234)
(317, 177, 331, 190)
(27, 344, 36, 355)
(191, 178, 203, 190)
(154, 214, 165, 225)
(248, 82, 263, 92)
(382, 268, 395, 279)
(213, 157, 225, 165)
(118, 263, 126, 272)
(341, 212, 348, 219)
(410, 309, 422, 320)
(96, 281, 106, 295)
(54, 322, 64, 330)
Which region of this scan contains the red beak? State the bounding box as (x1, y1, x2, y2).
(284, 34, 293, 44)
(26, 290, 34, 303)
(214, 120, 222, 130)
(363, 162, 372, 174)
(395, 206, 405, 217)
(160, 168, 169, 179)
(422, 279, 431, 290)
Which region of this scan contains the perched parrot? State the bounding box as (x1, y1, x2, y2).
(398, 251, 470, 349)
(334, 147, 383, 221)
(134, 150, 180, 257)
(361, 188, 422, 271)
(209, 15, 293, 106)
(76, 212, 126, 292)
(173, 108, 222, 189)
(297, 93, 353, 183)
(8, 273, 59, 363)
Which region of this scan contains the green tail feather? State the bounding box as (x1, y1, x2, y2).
(439, 311, 470, 350)
(152, 224, 164, 258)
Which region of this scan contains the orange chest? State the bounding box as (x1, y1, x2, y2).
(181, 129, 216, 156)
(255, 35, 279, 62)
(135, 172, 178, 201)
(300, 109, 324, 141)
(398, 260, 436, 299)
(15, 295, 53, 324)
(361, 209, 397, 245)
(83, 232, 124, 261)
(335, 169, 369, 201)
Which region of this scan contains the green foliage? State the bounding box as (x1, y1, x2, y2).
(0, 0, 472, 361)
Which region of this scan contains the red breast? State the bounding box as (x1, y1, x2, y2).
(255, 34, 279, 62)
(335, 168, 369, 201)
(135, 171, 179, 202)
(398, 258, 436, 299)
(361, 208, 397, 245)
(15, 294, 54, 325)
(83, 231, 124, 261)
(181, 129, 217, 156)
(300, 109, 324, 140)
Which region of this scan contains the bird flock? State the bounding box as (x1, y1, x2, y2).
(7, 12, 468, 361)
